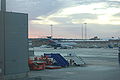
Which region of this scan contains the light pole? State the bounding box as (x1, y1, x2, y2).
(81, 24, 84, 39)
(84, 23, 87, 40)
(50, 24, 53, 38)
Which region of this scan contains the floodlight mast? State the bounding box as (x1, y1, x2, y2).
(50, 24, 53, 38)
(84, 23, 87, 39)
(1, 0, 6, 11)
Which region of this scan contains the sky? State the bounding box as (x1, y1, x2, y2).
(4, 0, 120, 39)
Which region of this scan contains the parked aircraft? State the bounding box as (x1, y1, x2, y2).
(48, 38, 76, 49)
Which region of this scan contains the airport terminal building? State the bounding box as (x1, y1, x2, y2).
(29, 38, 120, 48)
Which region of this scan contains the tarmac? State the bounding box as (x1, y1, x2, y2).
(15, 48, 120, 80)
(28, 60, 120, 80)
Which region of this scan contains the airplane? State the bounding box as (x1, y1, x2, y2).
(47, 37, 77, 49)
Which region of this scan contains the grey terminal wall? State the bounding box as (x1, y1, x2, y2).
(0, 11, 29, 79)
(0, 11, 5, 80)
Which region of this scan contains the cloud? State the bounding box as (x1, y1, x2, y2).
(30, 1, 120, 25)
(67, 13, 97, 24)
(6, 0, 120, 25)
(80, 14, 120, 25)
(31, 19, 60, 25)
(107, 1, 120, 8)
(113, 13, 120, 17)
(6, 0, 120, 38)
(6, 0, 64, 19)
(71, 13, 97, 20)
(108, 0, 120, 1)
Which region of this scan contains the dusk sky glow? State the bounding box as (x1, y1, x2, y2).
(5, 0, 120, 39)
